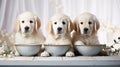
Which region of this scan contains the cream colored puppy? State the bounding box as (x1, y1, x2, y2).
(41, 14, 74, 57)
(14, 12, 45, 55)
(73, 12, 100, 45)
(45, 14, 73, 45)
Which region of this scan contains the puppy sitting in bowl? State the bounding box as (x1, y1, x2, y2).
(14, 12, 45, 56)
(72, 12, 101, 56)
(73, 12, 100, 46)
(41, 14, 74, 57)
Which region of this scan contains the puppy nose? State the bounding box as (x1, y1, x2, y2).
(84, 28, 88, 32)
(57, 27, 62, 31)
(25, 26, 29, 30)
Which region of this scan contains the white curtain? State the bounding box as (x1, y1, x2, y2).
(0, 0, 120, 45)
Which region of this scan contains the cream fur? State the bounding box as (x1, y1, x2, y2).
(14, 12, 45, 45)
(45, 34, 72, 45)
(15, 31, 45, 45)
(42, 14, 74, 57)
(45, 14, 73, 45)
(73, 12, 100, 45)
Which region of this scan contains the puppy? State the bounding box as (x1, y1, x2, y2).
(41, 14, 74, 57)
(14, 12, 45, 55)
(73, 12, 100, 45)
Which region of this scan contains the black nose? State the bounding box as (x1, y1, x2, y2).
(84, 28, 88, 34)
(84, 28, 88, 32)
(25, 26, 29, 31)
(57, 27, 62, 31)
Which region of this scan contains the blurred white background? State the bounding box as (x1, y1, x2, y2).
(0, 0, 120, 45)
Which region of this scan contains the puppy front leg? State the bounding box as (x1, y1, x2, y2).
(40, 44, 50, 57)
(40, 51, 50, 57)
(65, 45, 75, 57)
(13, 46, 20, 56)
(66, 51, 75, 57)
(0, 48, 4, 57)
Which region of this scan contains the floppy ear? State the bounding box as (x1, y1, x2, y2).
(73, 18, 81, 34)
(35, 16, 41, 32)
(67, 18, 74, 33)
(46, 20, 54, 35)
(93, 16, 100, 34)
(14, 19, 20, 32)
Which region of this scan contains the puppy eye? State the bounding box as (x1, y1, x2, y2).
(62, 21, 66, 25)
(30, 20, 33, 23)
(54, 22, 57, 24)
(22, 21, 24, 23)
(80, 22, 83, 24)
(88, 21, 92, 24)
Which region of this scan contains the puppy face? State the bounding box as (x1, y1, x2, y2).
(46, 14, 73, 35)
(78, 16, 94, 35)
(74, 13, 100, 36)
(52, 18, 67, 35)
(19, 16, 35, 34)
(14, 12, 40, 35)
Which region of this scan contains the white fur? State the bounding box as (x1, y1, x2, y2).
(43, 14, 74, 57)
(45, 34, 72, 45)
(73, 13, 100, 45)
(15, 12, 45, 44)
(14, 12, 45, 56)
(45, 14, 72, 45)
(15, 31, 45, 44)
(73, 33, 99, 45)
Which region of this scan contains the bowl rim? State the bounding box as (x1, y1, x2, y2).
(43, 43, 72, 46)
(15, 44, 42, 46)
(75, 44, 106, 46)
(44, 44, 71, 46)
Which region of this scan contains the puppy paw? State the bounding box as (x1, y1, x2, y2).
(15, 52, 20, 56)
(8, 52, 15, 57)
(7, 54, 14, 58)
(74, 41, 85, 45)
(3, 54, 7, 57)
(65, 51, 75, 57)
(0, 55, 3, 58)
(40, 51, 50, 57)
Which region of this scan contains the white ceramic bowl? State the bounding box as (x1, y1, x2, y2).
(75, 45, 106, 56)
(45, 45, 70, 56)
(15, 44, 41, 56)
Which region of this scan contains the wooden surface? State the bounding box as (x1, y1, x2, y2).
(0, 56, 120, 66)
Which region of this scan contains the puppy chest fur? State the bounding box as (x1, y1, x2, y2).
(73, 12, 100, 46)
(15, 32, 45, 45)
(45, 34, 72, 45)
(73, 32, 99, 45)
(14, 12, 45, 45)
